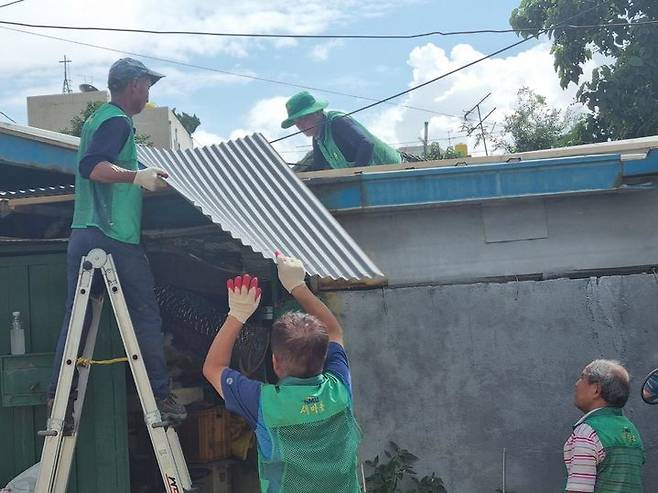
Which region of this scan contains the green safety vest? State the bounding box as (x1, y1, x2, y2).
(257, 373, 362, 493)
(316, 111, 402, 169)
(71, 103, 142, 244)
(574, 407, 645, 493)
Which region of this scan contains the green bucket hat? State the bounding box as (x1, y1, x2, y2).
(281, 91, 328, 129)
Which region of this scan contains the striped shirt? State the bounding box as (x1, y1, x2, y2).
(564, 409, 606, 492)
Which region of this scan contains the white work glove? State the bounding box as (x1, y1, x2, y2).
(227, 274, 261, 324)
(133, 167, 169, 192)
(275, 251, 306, 293)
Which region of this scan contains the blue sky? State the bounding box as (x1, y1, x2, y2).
(0, 0, 595, 159)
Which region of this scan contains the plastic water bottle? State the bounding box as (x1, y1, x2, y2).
(10, 311, 25, 355)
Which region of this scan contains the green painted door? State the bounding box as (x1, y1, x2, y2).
(0, 252, 129, 492)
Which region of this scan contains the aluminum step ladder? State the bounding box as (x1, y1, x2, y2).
(36, 248, 195, 493)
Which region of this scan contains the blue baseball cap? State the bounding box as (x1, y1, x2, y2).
(107, 58, 165, 91)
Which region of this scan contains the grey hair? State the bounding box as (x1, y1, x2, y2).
(583, 359, 630, 408)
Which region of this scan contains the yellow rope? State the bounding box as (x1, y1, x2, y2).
(76, 356, 128, 367)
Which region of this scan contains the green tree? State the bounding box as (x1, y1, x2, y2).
(135, 133, 154, 147)
(62, 101, 153, 146)
(172, 108, 201, 135)
(494, 87, 587, 153)
(510, 0, 658, 141)
(60, 100, 104, 137)
(425, 142, 467, 161)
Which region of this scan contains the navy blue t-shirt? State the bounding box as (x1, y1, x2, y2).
(310, 116, 375, 170)
(220, 341, 352, 429)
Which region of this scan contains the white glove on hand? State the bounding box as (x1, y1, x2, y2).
(227, 274, 261, 324)
(275, 252, 306, 293)
(133, 167, 169, 191)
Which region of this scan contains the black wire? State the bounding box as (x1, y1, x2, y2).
(0, 1, 24, 9)
(268, 2, 607, 144)
(0, 25, 458, 119)
(0, 111, 17, 123)
(269, 37, 532, 144)
(0, 18, 656, 38)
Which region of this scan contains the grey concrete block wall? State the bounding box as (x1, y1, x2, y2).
(333, 190, 658, 287)
(325, 274, 658, 492)
(25, 91, 193, 151)
(27, 91, 109, 132)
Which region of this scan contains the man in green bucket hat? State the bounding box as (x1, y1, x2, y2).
(282, 91, 402, 171)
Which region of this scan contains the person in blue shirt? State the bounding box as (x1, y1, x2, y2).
(203, 252, 362, 492)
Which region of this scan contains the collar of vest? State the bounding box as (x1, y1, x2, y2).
(317, 111, 346, 140)
(278, 374, 325, 387)
(575, 406, 623, 428)
(107, 101, 130, 118)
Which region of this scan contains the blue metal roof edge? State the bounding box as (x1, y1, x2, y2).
(306, 151, 658, 210)
(0, 132, 77, 174)
(3, 122, 658, 211)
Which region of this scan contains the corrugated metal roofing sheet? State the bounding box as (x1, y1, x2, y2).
(137, 134, 385, 282)
(0, 184, 75, 199)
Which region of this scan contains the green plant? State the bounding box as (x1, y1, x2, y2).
(134, 133, 154, 147)
(172, 108, 201, 134)
(492, 87, 587, 153)
(510, 0, 658, 142)
(60, 101, 105, 137)
(424, 142, 467, 161)
(365, 441, 447, 493)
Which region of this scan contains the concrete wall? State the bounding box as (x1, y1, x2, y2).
(327, 274, 658, 492)
(26, 92, 193, 150)
(133, 106, 193, 150)
(334, 189, 658, 287)
(27, 91, 109, 132)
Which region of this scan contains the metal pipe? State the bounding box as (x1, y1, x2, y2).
(502, 448, 507, 493)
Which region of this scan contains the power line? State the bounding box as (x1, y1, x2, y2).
(0, 25, 458, 119)
(0, 110, 16, 123)
(277, 130, 506, 154)
(269, 3, 603, 145)
(0, 1, 24, 9)
(269, 37, 532, 144)
(0, 18, 657, 39)
(293, 132, 486, 149)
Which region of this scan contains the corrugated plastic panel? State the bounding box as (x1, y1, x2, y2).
(138, 134, 384, 282)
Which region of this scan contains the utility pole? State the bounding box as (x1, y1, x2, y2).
(423, 121, 429, 158)
(464, 93, 496, 156)
(60, 55, 73, 94)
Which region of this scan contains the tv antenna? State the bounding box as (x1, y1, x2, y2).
(59, 55, 73, 94)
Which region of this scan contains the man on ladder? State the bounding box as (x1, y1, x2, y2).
(46, 57, 187, 432)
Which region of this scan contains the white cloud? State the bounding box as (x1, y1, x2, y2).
(361, 41, 604, 156)
(0, 0, 406, 74)
(0, 0, 409, 124)
(192, 129, 227, 147)
(194, 95, 309, 162)
(218, 41, 605, 163)
(309, 40, 344, 62)
(232, 96, 310, 162)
